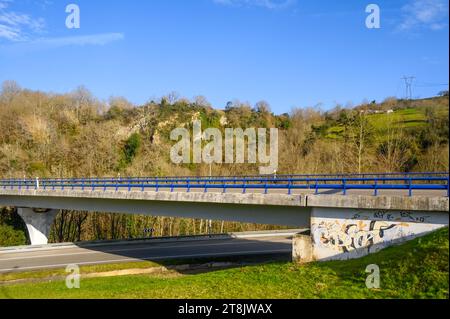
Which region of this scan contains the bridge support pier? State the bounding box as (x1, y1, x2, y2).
(293, 207, 448, 263)
(17, 208, 58, 246)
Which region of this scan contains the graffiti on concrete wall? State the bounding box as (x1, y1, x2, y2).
(312, 220, 402, 253)
(351, 210, 432, 223)
(312, 210, 437, 255)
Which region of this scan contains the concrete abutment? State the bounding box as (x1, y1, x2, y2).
(293, 207, 449, 263)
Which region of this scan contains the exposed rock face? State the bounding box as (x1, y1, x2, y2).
(220, 115, 228, 126)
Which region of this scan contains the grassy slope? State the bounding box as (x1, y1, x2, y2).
(324, 99, 448, 139)
(1, 227, 448, 299)
(323, 108, 426, 139)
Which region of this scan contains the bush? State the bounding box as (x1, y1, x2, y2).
(0, 224, 27, 247)
(123, 133, 141, 164)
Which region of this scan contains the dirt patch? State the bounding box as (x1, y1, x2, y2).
(0, 262, 241, 286)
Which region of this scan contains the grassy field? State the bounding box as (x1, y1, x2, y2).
(324, 108, 427, 139)
(369, 108, 427, 130)
(0, 227, 448, 299)
(324, 100, 449, 140)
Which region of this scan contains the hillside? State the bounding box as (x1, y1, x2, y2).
(0, 83, 448, 178)
(0, 82, 448, 246)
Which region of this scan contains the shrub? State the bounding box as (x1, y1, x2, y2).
(0, 224, 27, 247)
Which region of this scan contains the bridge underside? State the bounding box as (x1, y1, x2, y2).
(1, 195, 311, 227)
(2, 194, 311, 245)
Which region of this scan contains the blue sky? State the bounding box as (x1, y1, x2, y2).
(0, 0, 448, 113)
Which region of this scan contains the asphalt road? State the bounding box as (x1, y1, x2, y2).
(0, 235, 293, 274)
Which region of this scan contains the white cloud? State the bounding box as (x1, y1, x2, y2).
(31, 33, 125, 48)
(399, 0, 448, 31)
(0, 1, 123, 50)
(1, 32, 124, 52)
(213, 0, 295, 10)
(0, 0, 45, 41)
(0, 12, 44, 32)
(0, 23, 19, 40)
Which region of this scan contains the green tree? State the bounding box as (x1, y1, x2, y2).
(118, 133, 142, 170)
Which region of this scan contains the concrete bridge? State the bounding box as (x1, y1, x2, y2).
(0, 173, 449, 262)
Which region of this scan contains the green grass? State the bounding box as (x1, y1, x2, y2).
(0, 261, 163, 282)
(369, 108, 427, 130)
(0, 254, 285, 282)
(324, 105, 448, 140)
(1, 228, 448, 299)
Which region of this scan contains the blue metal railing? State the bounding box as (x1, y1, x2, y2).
(0, 172, 449, 197)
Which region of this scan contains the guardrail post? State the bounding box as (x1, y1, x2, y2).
(343, 179, 347, 195)
(408, 178, 413, 197)
(315, 179, 319, 195)
(374, 180, 378, 196)
(447, 176, 449, 197)
(35, 177, 39, 190)
(288, 180, 292, 195)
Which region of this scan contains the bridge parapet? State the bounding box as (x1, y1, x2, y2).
(1, 173, 449, 197)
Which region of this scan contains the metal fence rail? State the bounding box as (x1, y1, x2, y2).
(1, 172, 449, 197)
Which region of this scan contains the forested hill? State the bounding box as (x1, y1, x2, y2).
(0, 81, 448, 179)
(0, 82, 448, 246)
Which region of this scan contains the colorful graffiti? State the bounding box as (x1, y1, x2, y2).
(312, 220, 402, 253)
(310, 209, 448, 261)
